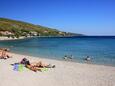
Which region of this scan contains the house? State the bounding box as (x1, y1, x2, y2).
(0, 31, 14, 35)
(30, 31, 38, 36)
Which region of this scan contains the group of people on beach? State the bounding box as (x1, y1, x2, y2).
(0, 47, 92, 72)
(63, 55, 73, 60)
(63, 55, 92, 62)
(9, 56, 55, 72)
(0, 48, 55, 72)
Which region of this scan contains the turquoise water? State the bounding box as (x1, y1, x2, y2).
(0, 36, 115, 66)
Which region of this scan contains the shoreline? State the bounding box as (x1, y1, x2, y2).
(0, 52, 115, 86)
(0, 36, 82, 41)
(10, 51, 115, 68)
(0, 36, 39, 41)
(12, 52, 115, 68)
(1, 36, 115, 41)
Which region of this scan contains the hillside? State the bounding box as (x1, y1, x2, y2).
(0, 18, 82, 38)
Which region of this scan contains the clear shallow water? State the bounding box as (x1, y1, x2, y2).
(0, 36, 115, 66)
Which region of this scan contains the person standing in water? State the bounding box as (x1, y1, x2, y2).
(84, 56, 91, 61)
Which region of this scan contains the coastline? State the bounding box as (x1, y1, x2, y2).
(0, 52, 115, 86)
(0, 36, 84, 41)
(1, 36, 115, 41)
(0, 36, 115, 67)
(11, 51, 115, 67)
(0, 36, 39, 41)
(0, 36, 26, 41)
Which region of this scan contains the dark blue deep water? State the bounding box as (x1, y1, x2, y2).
(0, 36, 115, 66)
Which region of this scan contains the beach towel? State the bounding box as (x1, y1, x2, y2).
(13, 63, 19, 71)
(13, 64, 25, 71)
(40, 68, 48, 72)
(18, 64, 24, 71)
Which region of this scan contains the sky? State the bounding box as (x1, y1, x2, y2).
(0, 0, 115, 35)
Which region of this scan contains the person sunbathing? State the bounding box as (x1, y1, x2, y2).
(0, 49, 12, 59)
(25, 64, 39, 72)
(20, 58, 55, 72)
(25, 63, 55, 72)
(31, 61, 55, 68)
(20, 58, 30, 65)
(20, 58, 55, 68)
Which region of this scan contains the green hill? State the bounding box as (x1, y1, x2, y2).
(0, 18, 82, 38)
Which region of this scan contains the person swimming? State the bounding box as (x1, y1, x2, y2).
(69, 55, 73, 59)
(63, 55, 73, 60)
(84, 56, 91, 61)
(63, 55, 68, 60)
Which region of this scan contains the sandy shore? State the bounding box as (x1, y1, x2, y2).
(0, 53, 115, 86)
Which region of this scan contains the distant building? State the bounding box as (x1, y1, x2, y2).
(0, 31, 14, 35)
(59, 31, 63, 34)
(44, 30, 48, 33)
(30, 31, 38, 36)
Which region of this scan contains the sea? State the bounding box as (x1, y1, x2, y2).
(0, 36, 115, 66)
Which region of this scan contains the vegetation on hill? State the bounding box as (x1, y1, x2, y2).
(0, 18, 83, 38)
